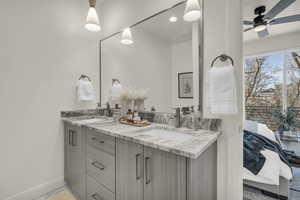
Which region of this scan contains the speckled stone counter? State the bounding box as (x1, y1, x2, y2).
(62, 116, 221, 159)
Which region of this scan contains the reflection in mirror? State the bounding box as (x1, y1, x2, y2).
(101, 3, 200, 113)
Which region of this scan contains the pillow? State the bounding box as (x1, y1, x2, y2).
(244, 120, 259, 133)
(257, 123, 276, 142)
(244, 120, 276, 142)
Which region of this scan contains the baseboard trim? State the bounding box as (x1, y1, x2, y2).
(4, 177, 65, 200)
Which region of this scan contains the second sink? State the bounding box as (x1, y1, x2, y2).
(133, 126, 194, 143)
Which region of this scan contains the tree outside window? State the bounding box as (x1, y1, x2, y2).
(245, 51, 300, 131)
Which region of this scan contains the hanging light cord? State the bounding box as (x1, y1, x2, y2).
(89, 0, 96, 7)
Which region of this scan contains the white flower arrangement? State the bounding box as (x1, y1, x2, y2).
(109, 84, 148, 117)
(119, 87, 148, 102)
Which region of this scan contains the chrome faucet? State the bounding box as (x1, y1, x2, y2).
(174, 107, 181, 128)
(105, 102, 112, 117)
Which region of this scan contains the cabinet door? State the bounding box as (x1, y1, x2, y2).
(116, 139, 143, 200)
(144, 147, 187, 200)
(65, 124, 86, 200)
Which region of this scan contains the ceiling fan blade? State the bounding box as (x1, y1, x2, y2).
(270, 14, 300, 25)
(257, 29, 269, 38)
(244, 27, 254, 32)
(243, 20, 254, 25)
(263, 0, 296, 20)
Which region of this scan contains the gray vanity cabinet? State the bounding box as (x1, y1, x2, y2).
(116, 139, 144, 200)
(64, 125, 217, 200)
(116, 139, 186, 200)
(64, 123, 86, 200)
(143, 147, 187, 200)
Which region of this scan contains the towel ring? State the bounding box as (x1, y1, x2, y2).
(79, 74, 91, 81)
(210, 54, 234, 68)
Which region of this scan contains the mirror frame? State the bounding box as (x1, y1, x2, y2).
(98, 0, 203, 114)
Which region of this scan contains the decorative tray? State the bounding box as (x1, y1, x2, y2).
(119, 119, 151, 127)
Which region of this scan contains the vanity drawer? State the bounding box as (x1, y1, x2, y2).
(87, 129, 115, 155)
(87, 175, 115, 200)
(87, 144, 115, 192)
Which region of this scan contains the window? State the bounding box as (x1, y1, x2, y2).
(245, 50, 300, 132)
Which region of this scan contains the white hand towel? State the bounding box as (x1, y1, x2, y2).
(209, 65, 238, 114)
(77, 79, 95, 102)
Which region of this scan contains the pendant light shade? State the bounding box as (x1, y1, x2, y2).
(183, 0, 201, 22)
(85, 0, 101, 32)
(121, 28, 134, 45)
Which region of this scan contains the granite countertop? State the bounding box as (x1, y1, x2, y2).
(62, 116, 221, 159)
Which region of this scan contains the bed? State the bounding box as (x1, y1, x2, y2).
(243, 120, 293, 199)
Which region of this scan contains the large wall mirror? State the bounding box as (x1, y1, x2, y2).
(100, 2, 202, 113)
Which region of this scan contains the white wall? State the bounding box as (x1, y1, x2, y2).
(101, 29, 172, 112)
(0, 0, 100, 199)
(202, 0, 243, 199)
(171, 40, 193, 107)
(244, 31, 300, 56)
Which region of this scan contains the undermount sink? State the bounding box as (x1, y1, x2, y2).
(136, 127, 194, 143)
(75, 117, 113, 125)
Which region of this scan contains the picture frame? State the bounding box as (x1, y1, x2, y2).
(178, 72, 193, 99)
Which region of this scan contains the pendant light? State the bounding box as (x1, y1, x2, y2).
(183, 0, 201, 22)
(85, 0, 101, 32)
(121, 28, 134, 45)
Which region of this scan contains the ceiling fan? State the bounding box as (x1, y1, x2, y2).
(243, 0, 300, 38)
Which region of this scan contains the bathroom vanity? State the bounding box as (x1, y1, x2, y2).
(62, 115, 220, 200)
(63, 1, 221, 199)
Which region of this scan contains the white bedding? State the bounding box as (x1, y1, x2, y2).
(243, 120, 292, 185)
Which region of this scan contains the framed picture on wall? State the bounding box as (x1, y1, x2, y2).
(178, 72, 193, 99)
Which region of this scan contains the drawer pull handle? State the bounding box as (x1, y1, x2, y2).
(69, 130, 77, 146)
(68, 130, 72, 145)
(136, 153, 141, 180)
(91, 137, 105, 144)
(145, 157, 151, 184)
(91, 161, 105, 171)
(91, 193, 103, 200)
(71, 131, 77, 146)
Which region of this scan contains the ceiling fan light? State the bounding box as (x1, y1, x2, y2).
(121, 28, 134, 45)
(254, 24, 267, 32)
(183, 0, 201, 22)
(85, 7, 101, 32)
